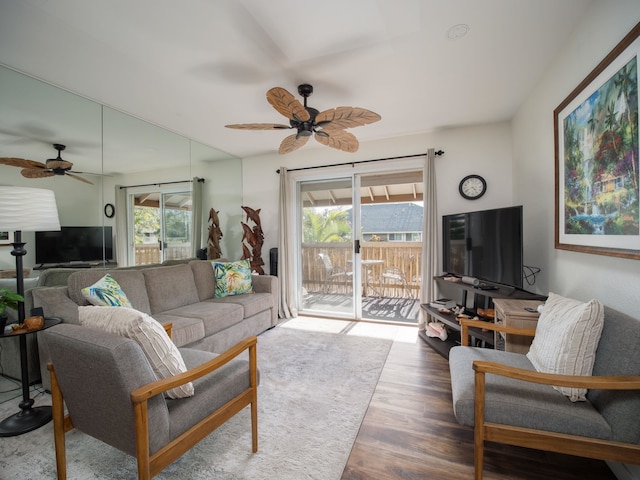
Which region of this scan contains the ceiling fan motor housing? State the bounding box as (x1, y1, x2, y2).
(291, 106, 319, 137)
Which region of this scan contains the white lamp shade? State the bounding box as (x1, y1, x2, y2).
(0, 187, 61, 232)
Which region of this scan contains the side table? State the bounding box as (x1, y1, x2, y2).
(493, 299, 541, 353)
(0, 317, 61, 436)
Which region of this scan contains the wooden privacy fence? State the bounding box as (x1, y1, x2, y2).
(302, 242, 421, 298)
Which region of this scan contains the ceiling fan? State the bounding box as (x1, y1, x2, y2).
(225, 84, 381, 154)
(0, 143, 94, 184)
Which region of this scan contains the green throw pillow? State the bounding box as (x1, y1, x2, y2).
(213, 260, 253, 298)
(81, 274, 132, 307)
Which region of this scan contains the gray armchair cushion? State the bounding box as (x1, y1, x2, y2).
(449, 346, 611, 440)
(168, 348, 254, 439)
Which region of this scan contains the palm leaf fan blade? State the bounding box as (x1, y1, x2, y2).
(315, 129, 359, 153)
(225, 123, 291, 130)
(267, 87, 310, 122)
(21, 168, 55, 179)
(66, 172, 94, 185)
(279, 133, 310, 154)
(0, 157, 46, 169)
(315, 107, 381, 129)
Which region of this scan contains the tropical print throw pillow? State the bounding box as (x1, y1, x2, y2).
(81, 273, 132, 307)
(212, 260, 253, 298)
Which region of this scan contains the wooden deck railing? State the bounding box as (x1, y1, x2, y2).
(302, 242, 421, 298)
(135, 242, 421, 298)
(134, 244, 191, 265)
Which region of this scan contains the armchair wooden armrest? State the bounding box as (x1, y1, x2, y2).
(459, 318, 536, 346)
(472, 360, 640, 390)
(471, 360, 640, 479)
(131, 335, 257, 403)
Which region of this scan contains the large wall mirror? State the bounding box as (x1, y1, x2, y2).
(0, 65, 242, 272)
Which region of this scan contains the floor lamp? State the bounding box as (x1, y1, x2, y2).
(0, 186, 60, 436)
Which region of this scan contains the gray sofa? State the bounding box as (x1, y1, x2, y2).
(32, 260, 278, 390)
(449, 306, 640, 477)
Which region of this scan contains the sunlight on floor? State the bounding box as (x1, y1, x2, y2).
(280, 315, 419, 344)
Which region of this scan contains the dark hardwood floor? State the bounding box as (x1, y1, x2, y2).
(341, 333, 617, 480)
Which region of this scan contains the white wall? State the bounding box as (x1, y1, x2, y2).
(242, 121, 515, 275)
(512, 0, 640, 317)
(514, 5, 640, 477)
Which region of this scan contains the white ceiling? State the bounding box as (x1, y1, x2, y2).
(0, 0, 592, 159)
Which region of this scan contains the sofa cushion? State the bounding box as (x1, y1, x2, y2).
(208, 292, 274, 320)
(81, 274, 132, 307)
(143, 264, 199, 314)
(527, 293, 604, 401)
(449, 346, 612, 439)
(160, 301, 244, 338)
(190, 260, 217, 301)
(78, 306, 194, 399)
(67, 270, 152, 314)
(151, 314, 205, 348)
(212, 260, 253, 298)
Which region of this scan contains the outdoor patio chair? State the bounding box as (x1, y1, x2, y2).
(318, 253, 352, 293)
(380, 256, 414, 298)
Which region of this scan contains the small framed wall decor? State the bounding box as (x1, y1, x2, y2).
(554, 22, 640, 260)
(0, 231, 9, 247)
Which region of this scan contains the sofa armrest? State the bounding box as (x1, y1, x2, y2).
(32, 286, 80, 324)
(252, 275, 277, 294)
(460, 318, 536, 347)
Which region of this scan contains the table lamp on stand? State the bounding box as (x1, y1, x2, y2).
(0, 186, 60, 436)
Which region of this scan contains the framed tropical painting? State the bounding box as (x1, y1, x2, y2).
(555, 22, 640, 259)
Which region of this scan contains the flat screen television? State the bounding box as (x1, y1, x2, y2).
(35, 226, 113, 265)
(442, 206, 523, 288)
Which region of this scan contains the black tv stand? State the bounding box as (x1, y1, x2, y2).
(420, 275, 546, 359)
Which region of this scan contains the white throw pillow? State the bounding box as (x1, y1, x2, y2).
(526, 292, 604, 401)
(78, 306, 194, 399)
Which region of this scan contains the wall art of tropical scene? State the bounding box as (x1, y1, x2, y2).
(563, 56, 639, 236)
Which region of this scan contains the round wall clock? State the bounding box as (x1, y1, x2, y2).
(459, 174, 487, 200)
(104, 203, 115, 218)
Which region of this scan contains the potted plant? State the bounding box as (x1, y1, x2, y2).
(0, 288, 24, 333)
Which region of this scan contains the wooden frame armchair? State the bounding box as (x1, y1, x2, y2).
(44, 324, 258, 480)
(450, 314, 640, 480)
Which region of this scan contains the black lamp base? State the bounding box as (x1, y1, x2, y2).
(0, 405, 53, 437)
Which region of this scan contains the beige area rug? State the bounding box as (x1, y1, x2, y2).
(0, 317, 402, 479)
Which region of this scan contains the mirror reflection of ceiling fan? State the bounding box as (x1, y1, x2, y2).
(225, 84, 381, 154)
(0, 143, 94, 184)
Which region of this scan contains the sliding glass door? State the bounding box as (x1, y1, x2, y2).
(297, 167, 423, 323)
(129, 188, 193, 265)
(299, 177, 358, 318)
